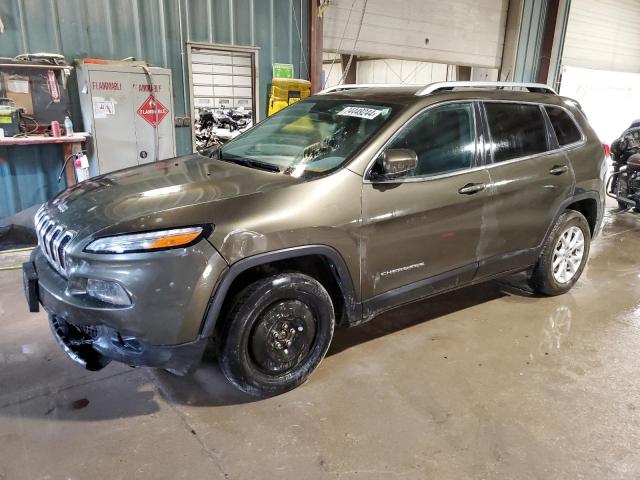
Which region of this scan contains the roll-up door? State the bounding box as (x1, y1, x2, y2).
(562, 0, 640, 73)
(323, 0, 509, 69)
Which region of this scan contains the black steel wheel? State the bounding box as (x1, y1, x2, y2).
(217, 273, 334, 397)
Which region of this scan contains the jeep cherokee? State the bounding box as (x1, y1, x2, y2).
(23, 81, 607, 397)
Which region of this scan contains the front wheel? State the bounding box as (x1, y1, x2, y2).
(217, 273, 335, 397)
(530, 210, 591, 296)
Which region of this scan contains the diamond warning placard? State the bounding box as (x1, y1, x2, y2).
(137, 95, 169, 127)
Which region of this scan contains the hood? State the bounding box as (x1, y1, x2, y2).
(46, 154, 300, 238)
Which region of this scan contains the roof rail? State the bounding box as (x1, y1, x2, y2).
(318, 83, 421, 94)
(415, 81, 557, 96)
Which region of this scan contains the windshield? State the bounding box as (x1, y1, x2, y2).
(220, 99, 398, 177)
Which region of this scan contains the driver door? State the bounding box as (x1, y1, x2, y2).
(360, 102, 491, 309)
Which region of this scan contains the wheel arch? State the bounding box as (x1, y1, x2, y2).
(199, 245, 361, 338)
(564, 195, 599, 236)
(540, 192, 602, 252)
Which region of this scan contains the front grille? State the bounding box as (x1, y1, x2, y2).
(75, 324, 99, 339)
(35, 206, 76, 277)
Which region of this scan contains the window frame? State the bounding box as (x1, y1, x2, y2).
(480, 100, 586, 167)
(364, 100, 483, 184)
(543, 105, 585, 149)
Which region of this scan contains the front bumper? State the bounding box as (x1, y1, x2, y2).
(46, 313, 208, 374)
(23, 244, 228, 373)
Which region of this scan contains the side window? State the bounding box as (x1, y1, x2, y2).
(485, 103, 549, 163)
(545, 106, 582, 146)
(383, 102, 476, 178)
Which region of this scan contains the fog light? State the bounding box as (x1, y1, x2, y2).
(86, 279, 132, 306)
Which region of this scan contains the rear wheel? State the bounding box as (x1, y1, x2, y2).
(530, 210, 591, 296)
(217, 272, 334, 397)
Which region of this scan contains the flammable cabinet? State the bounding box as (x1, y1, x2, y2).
(76, 63, 176, 176)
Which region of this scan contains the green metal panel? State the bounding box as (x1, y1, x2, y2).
(0, 0, 309, 142)
(0, 0, 309, 218)
(0, 144, 66, 220)
(548, 0, 571, 89)
(514, 0, 549, 82)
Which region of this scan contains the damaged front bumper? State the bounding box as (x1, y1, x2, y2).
(23, 249, 215, 375)
(47, 314, 208, 374)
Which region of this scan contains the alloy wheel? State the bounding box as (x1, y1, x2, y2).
(552, 226, 585, 284)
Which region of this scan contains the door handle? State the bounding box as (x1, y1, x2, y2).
(549, 165, 569, 175)
(458, 183, 486, 195)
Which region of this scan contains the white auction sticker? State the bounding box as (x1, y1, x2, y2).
(337, 106, 383, 120)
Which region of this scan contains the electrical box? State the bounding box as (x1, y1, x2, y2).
(76, 63, 176, 176)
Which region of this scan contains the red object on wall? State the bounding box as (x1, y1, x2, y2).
(136, 95, 169, 127)
(46, 70, 61, 103)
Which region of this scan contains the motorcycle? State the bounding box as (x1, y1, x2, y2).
(194, 107, 253, 154)
(607, 121, 640, 212)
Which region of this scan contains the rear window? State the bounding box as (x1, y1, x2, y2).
(545, 106, 582, 146)
(485, 103, 549, 163)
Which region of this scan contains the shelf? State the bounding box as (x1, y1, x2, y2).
(0, 133, 90, 146)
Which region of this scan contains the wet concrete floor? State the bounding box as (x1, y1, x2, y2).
(1, 205, 639, 479)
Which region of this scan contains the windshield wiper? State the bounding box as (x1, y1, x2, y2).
(218, 155, 280, 173)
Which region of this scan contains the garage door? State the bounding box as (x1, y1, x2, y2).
(323, 0, 509, 69)
(190, 46, 256, 114)
(562, 0, 640, 73)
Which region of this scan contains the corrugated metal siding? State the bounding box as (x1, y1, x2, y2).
(563, 0, 640, 73)
(0, 145, 66, 220)
(513, 0, 548, 82)
(0, 0, 309, 219)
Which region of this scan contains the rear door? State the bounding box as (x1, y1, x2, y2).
(477, 102, 575, 277)
(360, 101, 492, 306)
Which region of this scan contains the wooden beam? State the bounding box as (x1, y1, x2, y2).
(309, 0, 323, 93)
(341, 54, 358, 84)
(537, 0, 561, 83)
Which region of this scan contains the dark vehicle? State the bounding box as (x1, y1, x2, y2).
(608, 121, 640, 212)
(23, 81, 606, 397)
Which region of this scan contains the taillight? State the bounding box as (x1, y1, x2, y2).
(603, 143, 611, 158)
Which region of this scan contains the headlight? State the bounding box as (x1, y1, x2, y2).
(85, 226, 206, 254)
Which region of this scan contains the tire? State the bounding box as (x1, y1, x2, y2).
(217, 272, 335, 397)
(618, 200, 629, 210)
(529, 210, 591, 296)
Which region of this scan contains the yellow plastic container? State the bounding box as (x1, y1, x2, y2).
(268, 78, 311, 116)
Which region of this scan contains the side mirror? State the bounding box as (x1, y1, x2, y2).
(199, 144, 221, 159)
(377, 148, 417, 179)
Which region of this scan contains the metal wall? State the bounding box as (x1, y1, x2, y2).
(0, 0, 309, 219)
(0, 144, 65, 220)
(512, 0, 549, 82)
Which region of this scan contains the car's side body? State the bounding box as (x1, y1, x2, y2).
(24, 84, 606, 378)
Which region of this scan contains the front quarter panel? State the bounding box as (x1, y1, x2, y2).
(208, 168, 364, 299)
(60, 239, 228, 345)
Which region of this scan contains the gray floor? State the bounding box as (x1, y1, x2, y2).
(1, 206, 640, 479)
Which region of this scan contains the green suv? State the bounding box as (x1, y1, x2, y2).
(23, 81, 606, 397)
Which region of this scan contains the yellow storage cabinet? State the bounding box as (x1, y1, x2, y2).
(268, 78, 311, 116)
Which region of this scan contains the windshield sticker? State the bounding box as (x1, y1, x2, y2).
(337, 106, 383, 120)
